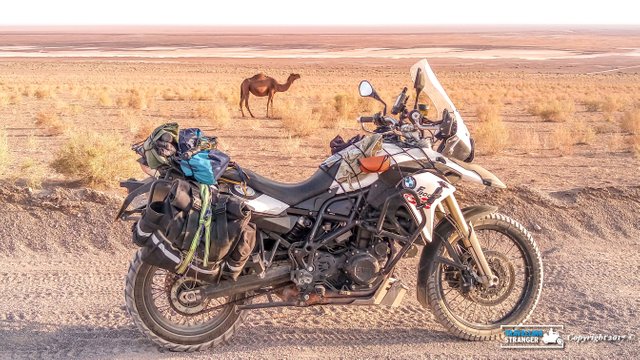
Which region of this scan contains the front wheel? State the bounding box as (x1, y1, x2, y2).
(425, 213, 543, 340)
(124, 250, 246, 351)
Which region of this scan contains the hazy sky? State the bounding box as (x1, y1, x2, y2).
(1, 0, 637, 26)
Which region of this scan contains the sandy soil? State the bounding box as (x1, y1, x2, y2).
(1, 28, 639, 359)
(1, 184, 638, 359)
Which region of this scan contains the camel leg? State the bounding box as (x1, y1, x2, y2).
(267, 91, 276, 118)
(266, 94, 271, 119)
(239, 96, 245, 118)
(244, 95, 255, 118)
(269, 94, 275, 118)
(239, 83, 246, 117)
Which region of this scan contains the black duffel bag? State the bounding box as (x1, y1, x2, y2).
(131, 178, 255, 278)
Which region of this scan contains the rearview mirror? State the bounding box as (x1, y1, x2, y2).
(358, 80, 387, 115)
(359, 80, 374, 97)
(412, 68, 426, 110)
(413, 68, 425, 94)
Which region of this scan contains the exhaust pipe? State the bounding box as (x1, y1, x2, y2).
(199, 265, 291, 300)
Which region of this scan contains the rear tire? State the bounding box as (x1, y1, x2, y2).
(425, 213, 543, 340)
(124, 250, 246, 351)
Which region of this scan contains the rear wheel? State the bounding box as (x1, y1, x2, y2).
(124, 250, 246, 351)
(425, 213, 543, 340)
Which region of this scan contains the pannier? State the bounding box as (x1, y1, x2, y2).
(126, 124, 256, 280)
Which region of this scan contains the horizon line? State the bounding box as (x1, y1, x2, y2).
(1, 24, 639, 34)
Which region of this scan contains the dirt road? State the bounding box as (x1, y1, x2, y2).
(1, 183, 638, 359)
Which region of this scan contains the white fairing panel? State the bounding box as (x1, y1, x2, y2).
(331, 172, 379, 194)
(378, 143, 486, 187)
(244, 194, 289, 215)
(402, 172, 456, 243)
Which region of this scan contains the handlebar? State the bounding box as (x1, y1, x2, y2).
(358, 113, 399, 127)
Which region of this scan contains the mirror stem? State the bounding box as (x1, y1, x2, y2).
(370, 93, 387, 115)
(413, 89, 421, 110)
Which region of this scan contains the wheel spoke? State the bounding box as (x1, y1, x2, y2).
(140, 266, 236, 334)
(437, 225, 535, 328)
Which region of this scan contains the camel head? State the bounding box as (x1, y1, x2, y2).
(288, 73, 301, 83)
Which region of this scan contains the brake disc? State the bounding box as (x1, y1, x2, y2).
(467, 250, 516, 306)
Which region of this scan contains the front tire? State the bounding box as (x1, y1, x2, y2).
(425, 213, 543, 340)
(124, 250, 246, 351)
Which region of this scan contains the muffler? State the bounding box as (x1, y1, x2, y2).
(198, 265, 291, 300)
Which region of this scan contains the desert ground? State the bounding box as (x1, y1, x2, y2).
(0, 27, 639, 359)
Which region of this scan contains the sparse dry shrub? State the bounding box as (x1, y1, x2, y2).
(55, 100, 68, 110)
(117, 88, 152, 110)
(192, 103, 231, 129)
(528, 98, 574, 122)
(0, 92, 10, 107)
(621, 108, 640, 156)
(605, 135, 624, 153)
(55, 101, 83, 116)
(135, 121, 158, 142)
(473, 104, 508, 155)
(276, 98, 320, 137)
(333, 93, 357, 120)
(66, 104, 83, 116)
(582, 98, 602, 112)
(282, 134, 302, 157)
(34, 87, 53, 99)
(98, 90, 113, 106)
(17, 158, 45, 189)
(115, 95, 127, 108)
(314, 102, 340, 129)
(51, 131, 140, 188)
(189, 88, 214, 101)
(21, 86, 33, 97)
(9, 93, 21, 105)
(35, 110, 65, 135)
(630, 135, 640, 157)
(124, 112, 158, 142)
(601, 96, 619, 113)
(475, 102, 502, 122)
(0, 129, 9, 174)
(162, 89, 181, 101)
(216, 85, 238, 107)
(601, 96, 620, 121)
(550, 125, 574, 155)
(621, 108, 640, 134)
(572, 121, 596, 145)
(516, 128, 542, 152)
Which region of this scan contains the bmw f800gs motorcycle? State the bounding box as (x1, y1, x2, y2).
(121, 59, 543, 351)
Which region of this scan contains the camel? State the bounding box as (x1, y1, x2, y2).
(239, 73, 301, 118)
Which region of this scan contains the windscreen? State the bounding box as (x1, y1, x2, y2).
(410, 59, 474, 162)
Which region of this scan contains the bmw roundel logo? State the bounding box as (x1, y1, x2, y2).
(403, 176, 416, 189)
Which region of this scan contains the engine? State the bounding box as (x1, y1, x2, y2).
(312, 239, 391, 291)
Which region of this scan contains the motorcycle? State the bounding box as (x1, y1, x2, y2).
(119, 59, 543, 351)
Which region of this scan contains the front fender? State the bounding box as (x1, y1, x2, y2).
(415, 205, 498, 307)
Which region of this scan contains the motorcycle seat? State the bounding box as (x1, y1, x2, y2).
(222, 162, 339, 205)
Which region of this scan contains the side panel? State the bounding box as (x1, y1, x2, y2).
(331, 172, 379, 194)
(402, 172, 456, 243)
(244, 194, 289, 216)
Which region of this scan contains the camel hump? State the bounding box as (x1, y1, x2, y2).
(250, 73, 268, 80)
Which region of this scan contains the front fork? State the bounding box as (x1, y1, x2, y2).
(441, 194, 498, 287)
